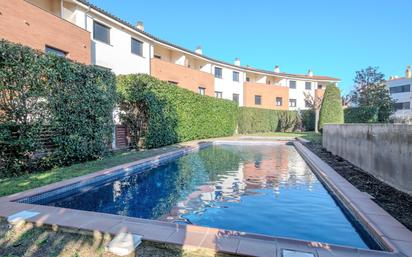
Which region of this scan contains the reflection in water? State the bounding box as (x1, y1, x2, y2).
(45, 144, 372, 249)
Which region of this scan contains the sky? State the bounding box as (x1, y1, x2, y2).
(88, 0, 412, 95)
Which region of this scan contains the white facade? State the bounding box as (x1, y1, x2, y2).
(54, 0, 340, 111)
(213, 64, 245, 106)
(286, 79, 318, 110)
(63, 2, 151, 75)
(386, 77, 412, 110)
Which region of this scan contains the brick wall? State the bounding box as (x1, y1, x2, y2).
(315, 88, 325, 99)
(151, 58, 215, 96)
(243, 82, 289, 110)
(0, 0, 91, 64)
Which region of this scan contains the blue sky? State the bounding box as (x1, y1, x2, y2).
(88, 0, 412, 95)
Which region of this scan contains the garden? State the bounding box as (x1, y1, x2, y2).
(1, 40, 411, 257)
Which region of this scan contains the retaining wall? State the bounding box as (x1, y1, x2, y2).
(323, 124, 412, 194)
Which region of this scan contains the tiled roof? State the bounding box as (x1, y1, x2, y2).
(75, 0, 340, 82)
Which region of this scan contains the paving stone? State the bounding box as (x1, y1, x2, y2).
(237, 238, 276, 257)
(282, 249, 315, 257)
(106, 232, 142, 256)
(7, 210, 40, 224)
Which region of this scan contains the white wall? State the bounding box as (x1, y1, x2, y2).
(386, 78, 412, 107)
(70, 6, 151, 75)
(287, 79, 316, 110)
(213, 65, 244, 106)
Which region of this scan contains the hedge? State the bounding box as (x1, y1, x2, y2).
(319, 84, 344, 130)
(300, 109, 315, 131)
(237, 107, 300, 134)
(344, 106, 379, 123)
(117, 74, 238, 149)
(0, 40, 116, 176)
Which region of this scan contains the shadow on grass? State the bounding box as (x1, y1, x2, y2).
(0, 218, 239, 257)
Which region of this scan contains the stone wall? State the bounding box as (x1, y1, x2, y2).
(323, 124, 412, 194)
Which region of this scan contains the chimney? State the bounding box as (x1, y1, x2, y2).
(406, 65, 411, 78)
(308, 69, 313, 77)
(136, 21, 144, 31)
(195, 46, 202, 55)
(234, 58, 240, 66)
(274, 65, 280, 73)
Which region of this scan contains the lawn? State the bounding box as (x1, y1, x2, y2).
(243, 131, 322, 144)
(0, 218, 233, 257)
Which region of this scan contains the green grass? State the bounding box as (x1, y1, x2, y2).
(243, 131, 322, 144)
(0, 144, 185, 197)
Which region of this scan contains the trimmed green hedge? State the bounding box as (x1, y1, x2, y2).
(0, 40, 116, 176)
(117, 74, 238, 148)
(300, 109, 315, 131)
(237, 107, 300, 134)
(344, 106, 379, 123)
(319, 84, 344, 130)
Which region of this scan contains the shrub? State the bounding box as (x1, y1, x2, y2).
(300, 109, 315, 131)
(237, 107, 300, 134)
(344, 106, 379, 123)
(117, 74, 238, 148)
(0, 40, 116, 175)
(319, 84, 344, 130)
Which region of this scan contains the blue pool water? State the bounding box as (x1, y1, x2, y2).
(42, 143, 379, 249)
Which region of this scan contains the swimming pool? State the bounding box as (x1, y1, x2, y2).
(28, 143, 380, 249)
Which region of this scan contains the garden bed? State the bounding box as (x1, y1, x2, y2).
(304, 141, 412, 231)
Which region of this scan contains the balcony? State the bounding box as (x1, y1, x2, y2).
(151, 58, 215, 96)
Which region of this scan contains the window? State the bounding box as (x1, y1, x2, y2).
(45, 46, 66, 57)
(255, 95, 262, 105)
(198, 87, 205, 96)
(289, 80, 296, 89)
(233, 71, 239, 82)
(276, 97, 282, 106)
(305, 100, 311, 108)
(233, 94, 239, 104)
(246, 77, 250, 82)
(131, 38, 143, 56)
(390, 84, 410, 94)
(394, 102, 410, 110)
(93, 21, 110, 44)
(214, 67, 222, 78)
(154, 55, 162, 59)
(266, 80, 270, 85)
(215, 91, 222, 98)
(168, 81, 178, 84)
(318, 84, 323, 89)
(289, 99, 297, 107)
(305, 82, 312, 90)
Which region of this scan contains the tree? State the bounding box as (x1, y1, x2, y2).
(303, 92, 323, 133)
(349, 66, 394, 122)
(319, 84, 344, 130)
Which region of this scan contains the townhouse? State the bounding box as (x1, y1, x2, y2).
(386, 66, 412, 111)
(0, 0, 340, 113)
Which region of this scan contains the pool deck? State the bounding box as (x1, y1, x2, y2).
(0, 138, 411, 257)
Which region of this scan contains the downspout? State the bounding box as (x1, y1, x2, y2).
(148, 42, 152, 75)
(85, 5, 91, 30)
